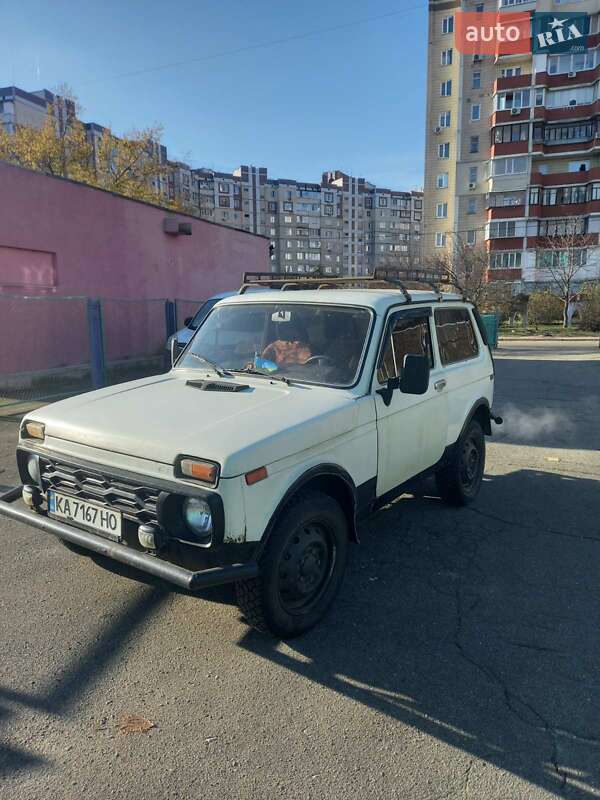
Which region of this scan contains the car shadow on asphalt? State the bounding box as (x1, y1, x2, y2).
(238, 469, 600, 799)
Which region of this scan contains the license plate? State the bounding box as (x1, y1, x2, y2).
(47, 491, 122, 541)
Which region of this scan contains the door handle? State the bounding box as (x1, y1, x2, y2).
(434, 379, 446, 392)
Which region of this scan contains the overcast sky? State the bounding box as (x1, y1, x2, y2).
(2, 0, 428, 190)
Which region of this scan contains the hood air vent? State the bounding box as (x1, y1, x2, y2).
(186, 379, 250, 392)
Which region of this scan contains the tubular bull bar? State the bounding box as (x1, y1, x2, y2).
(0, 485, 258, 591)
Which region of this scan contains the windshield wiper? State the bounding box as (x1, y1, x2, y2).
(188, 353, 231, 377)
(232, 367, 290, 385)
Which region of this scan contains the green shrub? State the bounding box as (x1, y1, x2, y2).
(579, 284, 600, 332)
(528, 292, 563, 325)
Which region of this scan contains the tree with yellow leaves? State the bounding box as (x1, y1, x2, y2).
(0, 92, 180, 208)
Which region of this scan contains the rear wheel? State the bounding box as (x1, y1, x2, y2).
(236, 490, 348, 637)
(436, 419, 485, 506)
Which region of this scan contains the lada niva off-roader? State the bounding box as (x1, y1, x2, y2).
(0, 271, 500, 637)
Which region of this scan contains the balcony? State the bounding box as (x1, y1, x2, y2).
(498, 0, 535, 8)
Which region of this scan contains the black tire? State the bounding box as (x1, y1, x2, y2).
(236, 490, 348, 637)
(436, 419, 485, 507)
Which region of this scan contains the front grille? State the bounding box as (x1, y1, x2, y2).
(40, 457, 160, 525)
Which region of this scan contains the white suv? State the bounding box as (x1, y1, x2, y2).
(2, 273, 499, 637)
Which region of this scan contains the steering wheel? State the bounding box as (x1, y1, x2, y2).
(303, 354, 335, 367)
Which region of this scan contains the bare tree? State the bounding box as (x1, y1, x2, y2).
(536, 217, 588, 327)
(424, 234, 489, 303)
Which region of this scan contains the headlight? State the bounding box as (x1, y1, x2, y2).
(27, 454, 41, 484)
(183, 497, 213, 543)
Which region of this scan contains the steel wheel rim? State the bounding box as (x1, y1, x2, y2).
(277, 521, 335, 615)
(460, 436, 481, 488)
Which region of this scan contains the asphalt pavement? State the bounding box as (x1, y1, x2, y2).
(0, 339, 599, 800)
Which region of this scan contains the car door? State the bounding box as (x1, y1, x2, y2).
(374, 306, 448, 497)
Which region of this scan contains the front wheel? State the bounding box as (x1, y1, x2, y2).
(435, 419, 485, 506)
(236, 490, 348, 637)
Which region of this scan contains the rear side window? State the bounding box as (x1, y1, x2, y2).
(434, 308, 479, 366)
(377, 311, 433, 384)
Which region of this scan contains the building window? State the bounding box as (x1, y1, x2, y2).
(435, 232, 446, 248)
(324, 205, 334, 216)
(218, 182, 229, 193)
(438, 142, 450, 159)
(547, 52, 595, 75)
(437, 172, 449, 189)
(414, 199, 422, 209)
(442, 15, 454, 34)
(538, 249, 587, 269)
(471, 104, 481, 121)
(439, 111, 451, 128)
(441, 48, 453, 66)
(441, 80, 452, 97)
(490, 251, 522, 269)
(466, 230, 476, 246)
(469, 166, 478, 184)
(497, 90, 531, 111)
(378, 196, 388, 207)
(472, 71, 481, 89)
(538, 218, 586, 237)
(467, 198, 477, 214)
(491, 156, 527, 175)
(469, 135, 480, 153)
(489, 220, 517, 238)
(501, 67, 522, 78)
(268, 201, 277, 212)
(283, 201, 293, 211)
(218, 196, 230, 207)
(494, 122, 529, 143)
(475, 3, 484, 11)
(436, 202, 448, 219)
(324, 192, 334, 202)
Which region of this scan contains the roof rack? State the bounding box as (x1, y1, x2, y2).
(239, 269, 468, 302)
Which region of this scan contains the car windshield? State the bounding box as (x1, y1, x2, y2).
(177, 302, 373, 388)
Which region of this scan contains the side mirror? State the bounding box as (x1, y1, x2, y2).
(376, 354, 430, 406)
(184, 316, 194, 328)
(170, 337, 181, 367)
(400, 354, 430, 395)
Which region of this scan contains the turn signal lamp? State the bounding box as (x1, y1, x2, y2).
(22, 421, 45, 441)
(179, 458, 219, 487)
(245, 466, 268, 486)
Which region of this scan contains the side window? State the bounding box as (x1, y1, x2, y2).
(434, 308, 479, 366)
(377, 312, 433, 384)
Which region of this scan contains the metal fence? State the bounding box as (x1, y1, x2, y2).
(0, 295, 204, 414)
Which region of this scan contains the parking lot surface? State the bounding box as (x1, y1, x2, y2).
(0, 339, 599, 800)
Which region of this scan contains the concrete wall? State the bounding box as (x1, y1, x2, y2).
(0, 162, 269, 374)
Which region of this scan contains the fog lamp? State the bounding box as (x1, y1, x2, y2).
(138, 524, 160, 550)
(22, 484, 42, 509)
(183, 497, 213, 543)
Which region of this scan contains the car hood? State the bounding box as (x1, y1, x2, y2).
(30, 371, 361, 477)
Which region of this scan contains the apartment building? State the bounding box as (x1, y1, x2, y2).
(423, 0, 600, 291)
(195, 165, 423, 275)
(0, 85, 75, 134)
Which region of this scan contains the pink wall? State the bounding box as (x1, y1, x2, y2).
(0, 162, 269, 374)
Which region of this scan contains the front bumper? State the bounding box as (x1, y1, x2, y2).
(0, 485, 258, 591)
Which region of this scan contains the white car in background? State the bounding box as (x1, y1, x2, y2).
(2, 271, 500, 638)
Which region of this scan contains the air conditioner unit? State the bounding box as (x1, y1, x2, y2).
(510, 107, 520, 115)
(434, 126, 442, 134)
(469, 182, 477, 190)
(568, 71, 577, 78)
